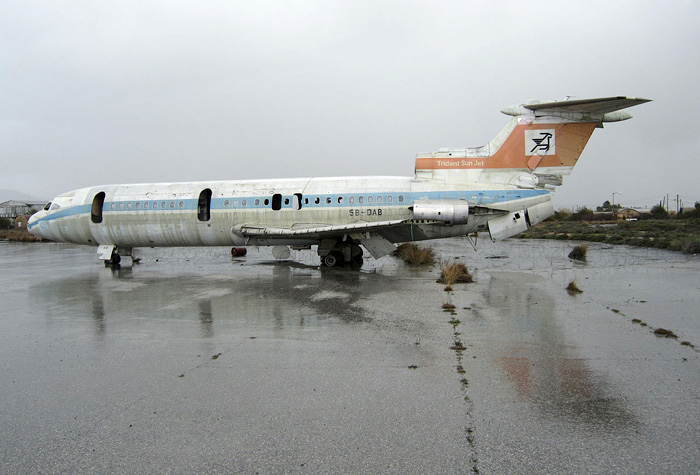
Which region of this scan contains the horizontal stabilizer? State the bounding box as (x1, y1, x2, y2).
(502, 96, 651, 121)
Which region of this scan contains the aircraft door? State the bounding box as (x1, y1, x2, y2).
(195, 188, 224, 245)
(88, 191, 110, 244)
(197, 189, 212, 222)
(91, 192, 105, 223)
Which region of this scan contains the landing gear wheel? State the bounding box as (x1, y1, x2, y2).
(323, 251, 344, 267)
(351, 245, 364, 259)
(105, 252, 121, 267)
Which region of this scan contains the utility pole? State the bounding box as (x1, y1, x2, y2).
(612, 191, 622, 220)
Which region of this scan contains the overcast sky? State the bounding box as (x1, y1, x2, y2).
(2, 1, 699, 209)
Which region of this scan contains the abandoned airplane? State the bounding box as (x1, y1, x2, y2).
(28, 96, 649, 267)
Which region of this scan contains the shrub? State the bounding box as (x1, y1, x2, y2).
(550, 210, 571, 221)
(681, 238, 700, 254)
(650, 205, 669, 220)
(570, 207, 594, 221)
(680, 202, 700, 219)
(438, 259, 473, 285)
(395, 243, 435, 266)
(568, 244, 588, 261)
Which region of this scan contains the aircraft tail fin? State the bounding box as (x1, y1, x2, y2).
(415, 96, 650, 185)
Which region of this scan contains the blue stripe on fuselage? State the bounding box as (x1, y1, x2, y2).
(29, 189, 549, 226)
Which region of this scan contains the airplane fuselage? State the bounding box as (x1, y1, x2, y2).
(29, 174, 549, 249)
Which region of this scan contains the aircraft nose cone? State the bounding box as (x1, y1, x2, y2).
(28, 213, 44, 238)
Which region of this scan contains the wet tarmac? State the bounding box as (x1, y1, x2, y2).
(1, 239, 698, 474)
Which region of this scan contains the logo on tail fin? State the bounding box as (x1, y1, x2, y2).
(525, 129, 556, 156)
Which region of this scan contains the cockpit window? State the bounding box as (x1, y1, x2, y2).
(44, 202, 52, 211)
(50, 203, 61, 210)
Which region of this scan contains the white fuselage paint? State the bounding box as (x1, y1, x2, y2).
(28, 173, 550, 248)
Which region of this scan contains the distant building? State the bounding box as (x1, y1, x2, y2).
(618, 208, 644, 220)
(0, 200, 46, 219)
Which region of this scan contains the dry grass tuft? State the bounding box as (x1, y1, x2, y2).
(395, 243, 435, 266)
(568, 244, 588, 261)
(566, 280, 583, 294)
(438, 260, 473, 286)
(653, 327, 678, 338)
(0, 230, 45, 242)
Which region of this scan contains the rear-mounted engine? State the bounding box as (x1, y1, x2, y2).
(411, 200, 469, 225)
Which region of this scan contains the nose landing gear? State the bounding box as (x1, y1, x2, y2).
(97, 245, 131, 268)
(104, 251, 121, 267)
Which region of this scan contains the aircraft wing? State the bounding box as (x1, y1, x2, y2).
(235, 219, 410, 239)
(235, 220, 412, 258)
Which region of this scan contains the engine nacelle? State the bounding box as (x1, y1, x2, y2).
(412, 199, 469, 225)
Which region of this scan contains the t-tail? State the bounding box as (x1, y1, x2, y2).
(414, 96, 651, 188)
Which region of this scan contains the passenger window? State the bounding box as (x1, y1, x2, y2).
(255, 199, 260, 206)
(398, 195, 404, 203)
(337, 197, 343, 204)
(359, 196, 364, 204)
(377, 196, 382, 203)
(368, 196, 373, 203)
(349, 196, 355, 204)
(314, 197, 320, 205)
(387, 196, 393, 203)
(325, 197, 331, 204)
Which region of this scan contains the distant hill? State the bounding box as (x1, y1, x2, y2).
(0, 189, 48, 204)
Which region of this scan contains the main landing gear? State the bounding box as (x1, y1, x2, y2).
(318, 238, 364, 268)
